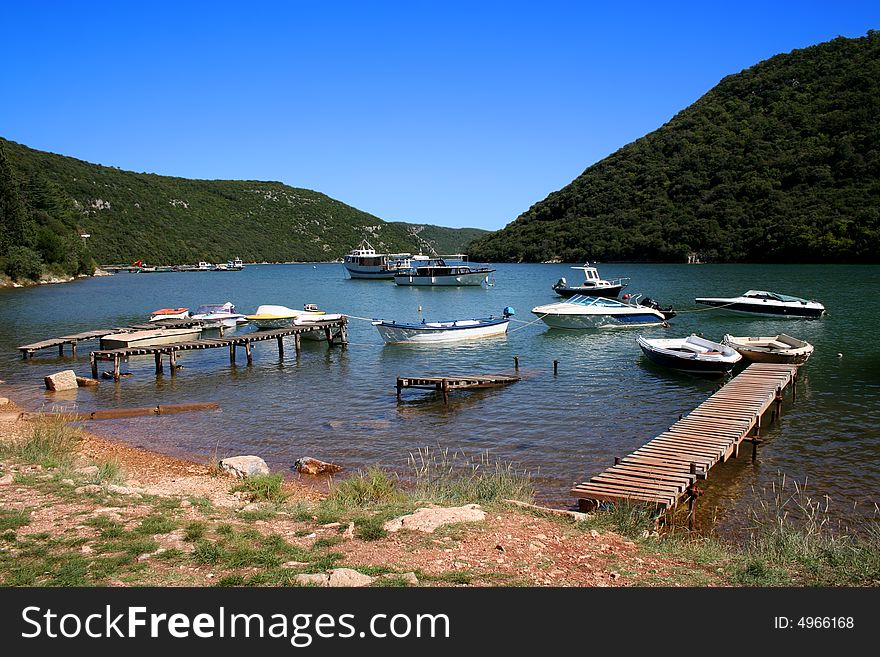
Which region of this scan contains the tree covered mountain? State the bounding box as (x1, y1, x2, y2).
(468, 32, 880, 263)
(0, 137, 485, 278)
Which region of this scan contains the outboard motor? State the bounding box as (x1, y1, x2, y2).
(642, 297, 676, 320)
(503, 306, 515, 318)
(553, 277, 567, 290)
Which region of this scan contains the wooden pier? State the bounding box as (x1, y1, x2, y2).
(396, 374, 520, 404)
(89, 318, 348, 380)
(570, 363, 799, 512)
(18, 319, 217, 359)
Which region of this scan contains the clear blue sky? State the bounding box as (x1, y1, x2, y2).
(1, 1, 878, 230)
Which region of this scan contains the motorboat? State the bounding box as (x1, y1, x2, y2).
(531, 295, 669, 329)
(245, 304, 325, 329)
(343, 240, 414, 279)
(190, 302, 247, 327)
(294, 312, 346, 341)
(372, 308, 514, 343)
(722, 334, 815, 365)
(149, 307, 190, 322)
(637, 296, 677, 321)
(637, 334, 742, 376)
(393, 258, 494, 286)
(552, 263, 629, 298)
(100, 327, 202, 350)
(695, 290, 825, 318)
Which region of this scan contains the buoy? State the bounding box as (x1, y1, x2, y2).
(837, 353, 843, 358)
(418, 305, 422, 312)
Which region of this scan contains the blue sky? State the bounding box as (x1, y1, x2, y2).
(1, 1, 878, 230)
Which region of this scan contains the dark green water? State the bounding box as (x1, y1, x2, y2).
(1, 263, 877, 531)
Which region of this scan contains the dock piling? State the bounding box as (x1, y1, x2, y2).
(553, 359, 559, 375)
(514, 355, 519, 371)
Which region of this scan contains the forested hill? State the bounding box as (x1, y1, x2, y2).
(0, 136, 485, 275)
(468, 32, 880, 264)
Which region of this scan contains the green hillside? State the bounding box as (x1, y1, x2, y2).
(0, 137, 485, 277)
(468, 32, 880, 263)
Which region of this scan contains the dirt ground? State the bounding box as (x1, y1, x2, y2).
(0, 399, 716, 587)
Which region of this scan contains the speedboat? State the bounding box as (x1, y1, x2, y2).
(531, 295, 669, 329)
(722, 334, 814, 365)
(100, 327, 202, 350)
(372, 308, 514, 343)
(393, 258, 494, 286)
(245, 304, 325, 329)
(190, 302, 247, 327)
(149, 307, 190, 322)
(225, 258, 245, 270)
(637, 334, 742, 376)
(552, 263, 629, 298)
(695, 290, 825, 318)
(294, 312, 345, 341)
(343, 240, 414, 279)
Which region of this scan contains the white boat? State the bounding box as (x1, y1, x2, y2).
(343, 240, 414, 279)
(226, 258, 245, 270)
(552, 263, 629, 298)
(190, 302, 247, 327)
(372, 308, 514, 343)
(294, 313, 345, 341)
(392, 258, 494, 286)
(245, 304, 325, 329)
(637, 335, 742, 376)
(722, 334, 815, 365)
(100, 327, 202, 350)
(149, 307, 190, 322)
(195, 261, 213, 271)
(531, 295, 669, 329)
(695, 290, 825, 318)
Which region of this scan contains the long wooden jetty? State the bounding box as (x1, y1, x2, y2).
(90, 319, 348, 380)
(571, 363, 798, 512)
(18, 319, 216, 359)
(397, 374, 520, 404)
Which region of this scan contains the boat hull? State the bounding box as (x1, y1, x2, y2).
(100, 328, 202, 350)
(695, 298, 825, 318)
(373, 319, 509, 343)
(637, 336, 741, 376)
(393, 271, 492, 286)
(722, 335, 814, 365)
(533, 311, 666, 330)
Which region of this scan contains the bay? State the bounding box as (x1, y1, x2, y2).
(1, 262, 877, 533)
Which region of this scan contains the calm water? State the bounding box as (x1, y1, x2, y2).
(1, 263, 878, 532)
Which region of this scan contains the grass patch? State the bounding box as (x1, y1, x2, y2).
(231, 474, 288, 503)
(135, 513, 178, 536)
(184, 521, 206, 542)
(409, 447, 534, 506)
(324, 468, 406, 508)
(0, 508, 31, 531)
(5, 415, 81, 469)
(354, 516, 387, 542)
(90, 459, 126, 485)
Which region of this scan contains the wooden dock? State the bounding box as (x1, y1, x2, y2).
(18, 319, 218, 359)
(570, 363, 799, 512)
(396, 374, 520, 403)
(90, 319, 348, 380)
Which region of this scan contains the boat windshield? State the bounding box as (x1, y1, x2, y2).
(568, 295, 626, 307)
(196, 303, 235, 314)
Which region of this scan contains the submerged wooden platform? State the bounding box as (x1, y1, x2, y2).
(571, 363, 799, 511)
(90, 319, 348, 380)
(396, 374, 520, 403)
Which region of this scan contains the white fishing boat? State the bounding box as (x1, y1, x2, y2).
(637, 334, 742, 376)
(552, 263, 629, 298)
(531, 295, 669, 329)
(372, 308, 514, 343)
(392, 258, 494, 286)
(343, 240, 414, 279)
(100, 327, 202, 350)
(149, 307, 190, 322)
(722, 334, 815, 365)
(695, 290, 825, 318)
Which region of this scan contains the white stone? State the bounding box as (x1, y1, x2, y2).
(383, 504, 487, 534)
(44, 370, 78, 391)
(219, 455, 270, 478)
(327, 568, 373, 587)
